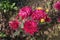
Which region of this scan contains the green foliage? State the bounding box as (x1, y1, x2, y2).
(0, 0, 18, 13)
(0, 32, 6, 37)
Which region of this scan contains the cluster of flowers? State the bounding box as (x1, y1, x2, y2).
(9, 1, 60, 35)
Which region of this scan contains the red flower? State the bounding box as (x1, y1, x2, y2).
(45, 16, 51, 22)
(31, 9, 51, 23)
(9, 19, 20, 30)
(53, 1, 60, 10)
(23, 20, 38, 35)
(31, 10, 47, 20)
(18, 6, 32, 19)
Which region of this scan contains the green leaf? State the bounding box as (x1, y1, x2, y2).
(0, 3, 2, 6)
(12, 3, 15, 7)
(11, 3, 15, 8)
(0, 33, 6, 37)
(13, 7, 18, 10)
(4, 9, 7, 13)
(4, 4, 6, 8)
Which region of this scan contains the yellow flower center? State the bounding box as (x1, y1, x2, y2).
(40, 19, 45, 23)
(46, 9, 49, 13)
(36, 7, 43, 10)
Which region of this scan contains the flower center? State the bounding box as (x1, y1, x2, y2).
(40, 19, 45, 23)
(36, 7, 43, 10)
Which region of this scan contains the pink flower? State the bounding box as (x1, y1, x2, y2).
(53, 1, 60, 10)
(9, 19, 20, 30)
(23, 20, 38, 35)
(31, 10, 47, 20)
(18, 6, 32, 19)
